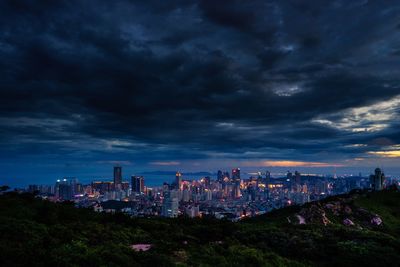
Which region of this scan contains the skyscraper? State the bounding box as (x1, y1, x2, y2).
(114, 166, 122, 188)
(217, 170, 223, 183)
(59, 183, 72, 200)
(232, 168, 241, 199)
(293, 171, 301, 191)
(287, 171, 293, 188)
(294, 171, 301, 184)
(175, 171, 182, 190)
(370, 168, 385, 191)
(232, 168, 240, 182)
(223, 171, 230, 179)
(67, 177, 78, 195)
(162, 190, 179, 217)
(204, 176, 211, 188)
(28, 184, 39, 194)
(56, 178, 72, 200)
(265, 170, 271, 184)
(131, 175, 145, 193)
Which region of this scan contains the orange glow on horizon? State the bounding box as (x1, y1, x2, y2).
(368, 150, 400, 158)
(243, 160, 344, 168)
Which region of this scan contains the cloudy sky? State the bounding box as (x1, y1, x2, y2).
(1, 0, 400, 185)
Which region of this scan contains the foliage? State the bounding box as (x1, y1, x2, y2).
(0, 190, 399, 266)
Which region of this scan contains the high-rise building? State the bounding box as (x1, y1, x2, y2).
(234, 184, 241, 198)
(28, 184, 39, 194)
(92, 181, 113, 194)
(66, 177, 78, 195)
(232, 168, 241, 199)
(121, 181, 130, 191)
(293, 171, 301, 191)
(131, 175, 145, 193)
(232, 168, 240, 181)
(217, 170, 223, 182)
(204, 189, 212, 201)
(175, 171, 182, 190)
(294, 171, 301, 184)
(55, 179, 60, 197)
(204, 176, 211, 188)
(114, 166, 122, 188)
(57, 179, 72, 200)
(182, 189, 191, 202)
(265, 170, 271, 184)
(185, 205, 200, 218)
(59, 183, 72, 200)
(162, 190, 179, 217)
(287, 171, 293, 188)
(248, 185, 256, 201)
(223, 171, 230, 179)
(370, 168, 385, 191)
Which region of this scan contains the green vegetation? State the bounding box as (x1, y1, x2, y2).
(0, 189, 399, 266)
(353, 189, 400, 234)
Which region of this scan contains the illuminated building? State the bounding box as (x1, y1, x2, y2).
(204, 176, 211, 188)
(286, 171, 294, 191)
(232, 182, 241, 198)
(295, 171, 301, 184)
(55, 179, 60, 197)
(223, 171, 230, 179)
(217, 170, 223, 182)
(232, 168, 241, 197)
(162, 190, 179, 217)
(232, 168, 241, 182)
(204, 189, 212, 201)
(370, 168, 385, 191)
(113, 166, 122, 188)
(175, 171, 182, 190)
(292, 171, 301, 192)
(247, 184, 256, 201)
(182, 189, 190, 202)
(58, 179, 72, 200)
(131, 175, 145, 193)
(27, 163, 382, 221)
(66, 177, 78, 195)
(92, 181, 114, 194)
(268, 183, 284, 189)
(185, 205, 200, 218)
(121, 181, 130, 191)
(265, 170, 271, 184)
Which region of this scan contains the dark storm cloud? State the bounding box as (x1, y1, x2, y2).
(1, 0, 400, 172)
(199, 0, 255, 29)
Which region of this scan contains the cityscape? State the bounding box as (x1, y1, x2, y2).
(24, 166, 397, 220)
(1, 0, 400, 266)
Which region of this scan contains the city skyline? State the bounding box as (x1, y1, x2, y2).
(2, 163, 398, 189)
(9, 162, 394, 188)
(1, 2, 400, 265)
(1, 1, 400, 185)
(24, 164, 392, 221)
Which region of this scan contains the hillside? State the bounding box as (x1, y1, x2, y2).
(0, 188, 399, 267)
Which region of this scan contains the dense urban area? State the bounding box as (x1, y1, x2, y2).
(24, 166, 398, 221)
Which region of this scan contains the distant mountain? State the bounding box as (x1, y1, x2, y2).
(0, 188, 399, 266)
